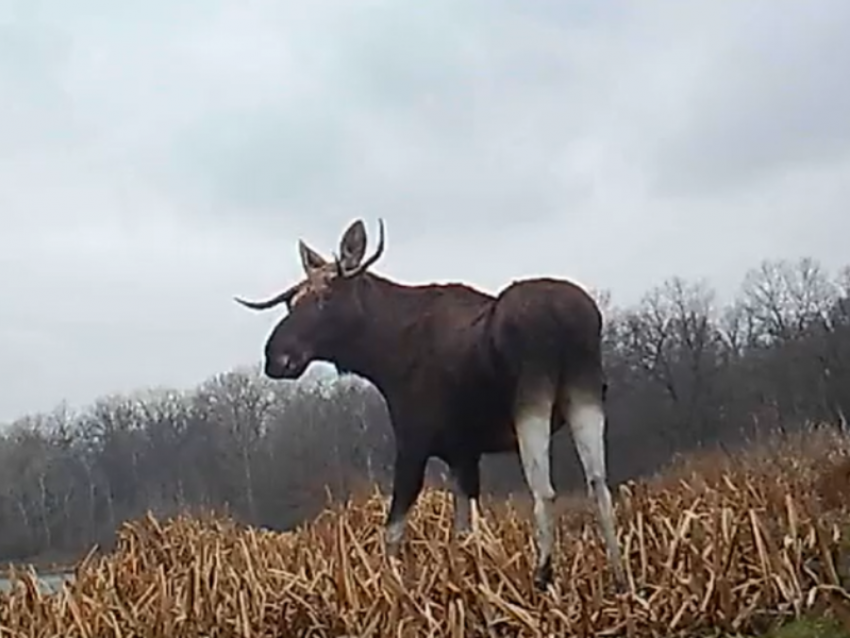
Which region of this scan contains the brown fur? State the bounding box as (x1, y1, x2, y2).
(236, 219, 617, 590)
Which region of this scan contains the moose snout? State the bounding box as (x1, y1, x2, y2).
(264, 352, 305, 379)
(265, 354, 291, 379)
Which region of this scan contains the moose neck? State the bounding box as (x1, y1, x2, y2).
(324, 273, 442, 397)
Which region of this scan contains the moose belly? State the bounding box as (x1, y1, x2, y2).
(441, 391, 568, 457)
(476, 422, 520, 454)
(442, 401, 521, 456)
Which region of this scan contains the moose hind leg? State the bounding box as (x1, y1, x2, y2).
(515, 387, 557, 591)
(567, 388, 627, 592)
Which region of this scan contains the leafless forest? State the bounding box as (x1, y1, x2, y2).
(2, 257, 849, 567)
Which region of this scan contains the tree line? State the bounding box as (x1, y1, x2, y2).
(1, 257, 848, 564)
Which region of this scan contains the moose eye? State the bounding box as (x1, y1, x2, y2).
(289, 287, 328, 312)
(313, 291, 329, 309)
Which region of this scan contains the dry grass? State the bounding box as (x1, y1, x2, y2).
(4, 429, 850, 637)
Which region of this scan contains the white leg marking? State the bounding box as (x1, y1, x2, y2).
(452, 487, 472, 535)
(516, 397, 556, 573)
(470, 497, 480, 535)
(385, 518, 406, 547)
(453, 495, 480, 536)
(568, 391, 626, 589)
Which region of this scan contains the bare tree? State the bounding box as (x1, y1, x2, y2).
(2, 255, 850, 567)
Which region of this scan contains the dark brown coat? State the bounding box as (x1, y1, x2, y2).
(236, 219, 625, 592)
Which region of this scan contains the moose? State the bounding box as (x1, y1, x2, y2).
(235, 219, 626, 592)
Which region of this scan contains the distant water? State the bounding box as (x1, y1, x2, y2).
(0, 571, 74, 594)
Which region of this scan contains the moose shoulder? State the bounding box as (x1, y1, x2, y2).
(235, 218, 626, 592)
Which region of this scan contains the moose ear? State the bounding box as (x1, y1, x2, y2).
(298, 240, 327, 274)
(338, 219, 367, 271)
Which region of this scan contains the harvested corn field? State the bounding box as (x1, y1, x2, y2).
(4, 429, 850, 637)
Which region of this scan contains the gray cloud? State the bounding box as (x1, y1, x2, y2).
(645, 4, 850, 197)
(1, 0, 849, 421)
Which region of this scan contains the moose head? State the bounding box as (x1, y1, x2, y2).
(234, 219, 385, 380)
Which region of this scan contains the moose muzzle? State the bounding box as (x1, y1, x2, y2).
(264, 352, 307, 379)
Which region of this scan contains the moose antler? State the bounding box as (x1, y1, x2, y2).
(233, 283, 299, 311)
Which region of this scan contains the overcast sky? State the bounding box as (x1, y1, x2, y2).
(1, 0, 849, 422)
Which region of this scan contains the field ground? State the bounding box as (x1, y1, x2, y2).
(761, 616, 849, 637)
(3, 427, 850, 637)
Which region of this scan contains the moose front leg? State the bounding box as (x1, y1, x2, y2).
(384, 444, 429, 556)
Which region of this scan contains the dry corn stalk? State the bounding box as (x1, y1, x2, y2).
(2, 428, 850, 637)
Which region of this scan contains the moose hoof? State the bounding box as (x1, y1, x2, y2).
(532, 559, 553, 592)
(451, 524, 471, 542)
(611, 568, 629, 595)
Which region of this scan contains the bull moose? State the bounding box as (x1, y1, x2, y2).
(235, 219, 626, 592)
